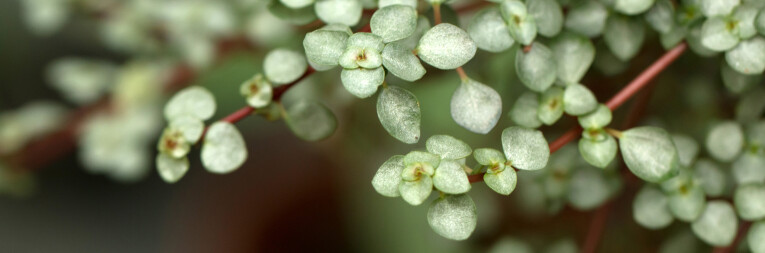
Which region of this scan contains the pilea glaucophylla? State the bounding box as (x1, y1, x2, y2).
(6, 0, 765, 250)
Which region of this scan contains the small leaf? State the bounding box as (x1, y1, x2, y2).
(732, 152, 765, 184)
(399, 176, 433, 205)
(578, 104, 612, 129)
(164, 86, 216, 121)
(693, 159, 727, 197)
(468, 7, 514, 52)
(645, 0, 676, 34)
(156, 154, 189, 183)
(701, 17, 741, 51)
(732, 6, 758, 39)
(427, 135, 472, 160)
(688, 22, 721, 57)
(725, 36, 765, 75)
(403, 150, 442, 169)
(500, 0, 537, 45)
(427, 194, 477, 241)
(691, 201, 738, 246)
(515, 42, 556, 92)
(346, 32, 385, 53)
(538, 87, 564, 125)
(280, 0, 314, 9)
(381, 42, 426, 81)
(474, 148, 507, 165)
(667, 185, 706, 222)
(564, 0, 608, 37)
(372, 155, 405, 197)
(484, 169, 517, 195)
(604, 14, 646, 61)
(705, 121, 744, 162)
(433, 160, 471, 194)
(377, 85, 421, 144)
(563, 83, 597, 116)
(734, 183, 765, 220)
(501, 126, 550, 170)
(450, 79, 503, 134)
(240, 74, 274, 108)
(749, 221, 765, 253)
(619, 126, 679, 183)
(551, 32, 596, 84)
(510, 92, 542, 128)
(672, 134, 699, 167)
(527, 0, 563, 37)
(263, 49, 308, 85)
(201, 122, 248, 174)
(169, 116, 205, 143)
(315, 0, 363, 26)
(614, 0, 655, 15)
(568, 167, 612, 210)
(340, 67, 385, 98)
(579, 135, 617, 168)
(700, 0, 740, 17)
(303, 28, 350, 69)
(371, 5, 418, 43)
(268, 0, 317, 25)
(285, 101, 338, 141)
(633, 185, 674, 229)
(417, 23, 477, 69)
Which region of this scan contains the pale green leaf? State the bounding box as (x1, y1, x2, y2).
(315, 0, 362, 26)
(737, 88, 765, 122)
(474, 148, 507, 166)
(749, 221, 765, 253)
(538, 87, 564, 125)
(164, 86, 216, 121)
(381, 42, 426, 81)
(201, 122, 248, 174)
(268, 0, 317, 25)
(578, 104, 612, 129)
(563, 83, 597, 115)
(614, 0, 655, 15)
(340, 67, 385, 98)
(484, 168, 517, 195)
(645, 0, 676, 34)
(156, 154, 189, 183)
(403, 150, 442, 168)
(340, 47, 383, 69)
(579, 135, 617, 168)
(510, 92, 542, 128)
(263, 49, 307, 85)
(564, 0, 608, 37)
(371, 5, 418, 43)
(427, 135, 472, 159)
(433, 160, 471, 194)
(568, 167, 612, 210)
(240, 74, 274, 108)
(516, 42, 556, 92)
(734, 183, 765, 220)
(372, 155, 405, 197)
(633, 185, 674, 229)
(672, 134, 699, 167)
(691, 201, 738, 246)
(501, 0, 537, 45)
(169, 115, 204, 143)
(733, 6, 758, 39)
(693, 159, 727, 197)
(417, 23, 477, 69)
(619, 126, 679, 183)
(701, 17, 741, 51)
(347, 32, 385, 53)
(668, 185, 706, 221)
(303, 28, 350, 68)
(427, 194, 477, 240)
(450, 79, 502, 134)
(688, 22, 721, 57)
(551, 32, 596, 84)
(377, 85, 421, 144)
(399, 176, 433, 205)
(378, 0, 417, 8)
(280, 0, 314, 9)
(701, 0, 740, 17)
(706, 121, 744, 162)
(468, 8, 514, 52)
(604, 14, 646, 61)
(527, 0, 564, 37)
(721, 60, 761, 93)
(502, 126, 550, 170)
(725, 36, 765, 74)
(285, 101, 338, 141)
(732, 152, 765, 184)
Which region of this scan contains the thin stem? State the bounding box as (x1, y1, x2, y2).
(433, 3, 442, 25)
(604, 128, 623, 138)
(455, 67, 469, 81)
(581, 201, 613, 253)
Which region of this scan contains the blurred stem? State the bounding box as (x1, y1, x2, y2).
(455, 67, 469, 81)
(433, 3, 442, 25)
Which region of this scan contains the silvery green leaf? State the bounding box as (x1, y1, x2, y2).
(340, 47, 383, 69)
(169, 116, 204, 143)
(285, 101, 338, 141)
(240, 74, 274, 108)
(691, 201, 738, 246)
(474, 148, 507, 165)
(614, 0, 655, 15)
(417, 23, 477, 69)
(538, 87, 564, 125)
(403, 150, 442, 168)
(688, 22, 721, 57)
(201, 122, 248, 174)
(579, 135, 617, 168)
(450, 79, 503, 134)
(660, 167, 693, 193)
(672, 134, 699, 167)
(725, 36, 765, 74)
(378, 0, 417, 8)
(510, 92, 542, 128)
(377, 85, 421, 144)
(527, 0, 563, 37)
(604, 14, 646, 61)
(381, 42, 426, 81)
(721, 61, 761, 93)
(701, 17, 741, 51)
(164, 86, 216, 121)
(633, 185, 674, 229)
(156, 154, 189, 183)
(315, 0, 362, 26)
(268, 0, 317, 25)
(280, 0, 314, 9)
(551, 32, 596, 84)
(706, 121, 744, 162)
(484, 169, 517, 195)
(502, 126, 550, 170)
(564, 0, 608, 37)
(578, 104, 612, 129)
(568, 167, 612, 210)
(516, 42, 556, 92)
(263, 49, 308, 85)
(734, 183, 765, 220)
(619, 126, 679, 183)
(693, 159, 727, 197)
(501, 0, 538, 45)
(303, 28, 350, 68)
(733, 6, 758, 39)
(433, 160, 471, 194)
(668, 185, 706, 221)
(645, 0, 676, 34)
(399, 176, 433, 205)
(370, 5, 418, 43)
(372, 155, 405, 197)
(427, 135, 472, 160)
(347, 32, 385, 52)
(468, 8, 514, 53)
(701, 0, 740, 17)
(427, 194, 477, 241)
(340, 67, 385, 98)
(733, 152, 765, 184)
(749, 221, 765, 253)
(563, 83, 597, 115)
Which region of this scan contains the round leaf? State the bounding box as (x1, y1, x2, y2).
(381, 42, 426, 81)
(527, 0, 563, 37)
(732, 152, 765, 184)
(515, 42, 556, 92)
(705, 121, 744, 162)
(399, 176, 433, 205)
(633, 185, 674, 229)
(377, 85, 421, 144)
(564, 0, 608, 37)
(578, 104, 612, 129)
(701, 17, 741, 51)
(501, 126, 550, 170)
(169, 115, 205, 143)
(450, 79, 503, 134)
(668, 185, 706, 222)
(433, 160, 471, 194)
(240, 74, 274, 108)
(201, 122, 248, 174)
(563, 83, 597, 115)
(372, 155, 405, 197)
(427, 135, 472, 160)
(370, 5, 418, 43)
(303, 28, 350, 68)
(672, 134, 699, 167)
(538, 87, 565, 125)
(285, 101, 338, 141)
(510, 92, 542, 128)
(340, 67, 385, 98)
(604, 14, 646, 61)
(614, 0, 655, 15)
(263, 48, 308, 85)
(156, 154, 189, 184)
(474, 148, 507, 165)
(579, 135, 617, 168)
(315, 0, 362, 26)
(164, 86, 216, 121)
(749, 221, 765, 253)
(551, 32, 596, 84)
(619, 126, 679, 183)
(468, 8, 514, 52)
(427, 194, 477, 241)
(417, 23, 477, 69)
(484, 169, 517, 195)
(501, 0, 537, 45)
(645, 0, 676, 34)
(701, 0, 740, 17)
(725, 36, 765, 75)
(691, 201, 738, 246)
(693, 159, 727, 197)
(734, 183, 765, 220)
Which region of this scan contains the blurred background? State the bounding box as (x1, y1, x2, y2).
(0, 0, 747, 252)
